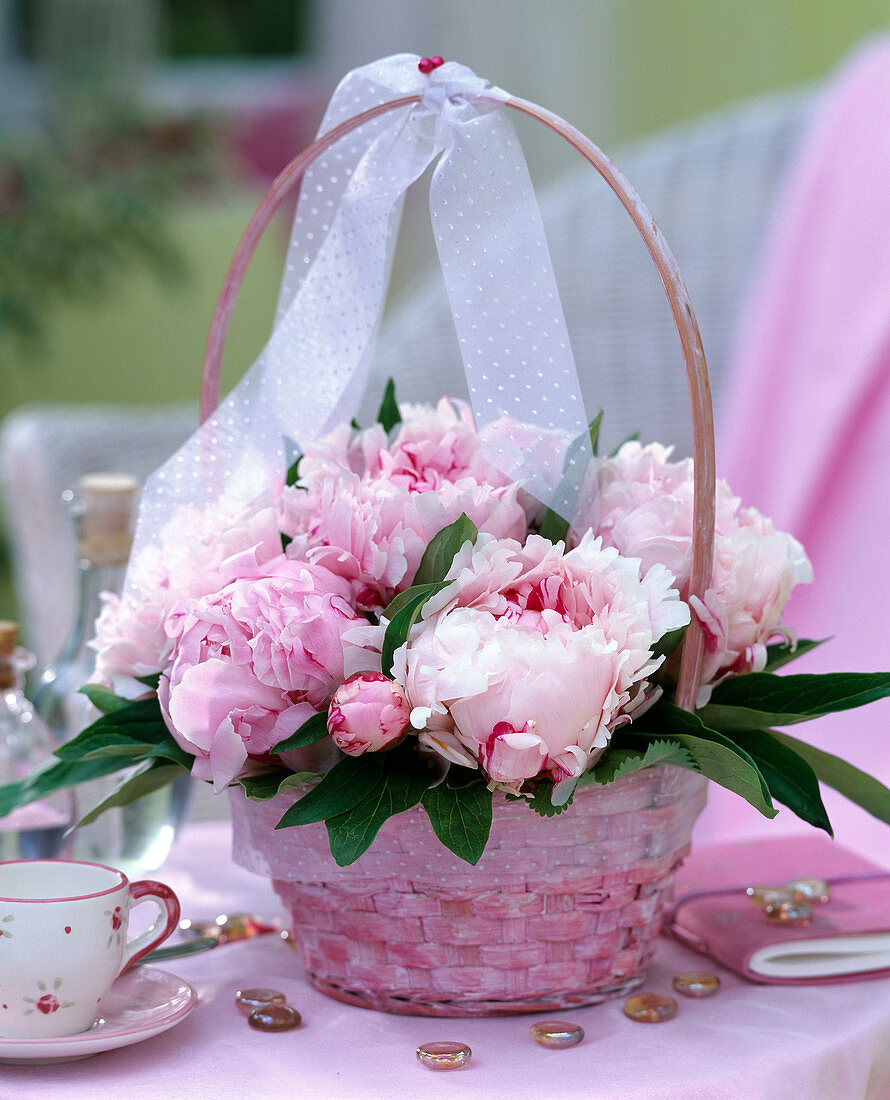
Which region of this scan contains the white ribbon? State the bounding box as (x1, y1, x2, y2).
(131, 53, 592, 578)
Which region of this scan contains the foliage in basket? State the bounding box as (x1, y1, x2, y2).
(3, 383, 890, 865)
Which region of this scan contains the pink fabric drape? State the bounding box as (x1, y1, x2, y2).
(695, 38, 890, 859)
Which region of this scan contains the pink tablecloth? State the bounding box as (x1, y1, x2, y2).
(4, 822, 889, 1100)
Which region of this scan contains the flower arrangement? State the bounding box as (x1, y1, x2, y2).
(3, 384, 890, 865)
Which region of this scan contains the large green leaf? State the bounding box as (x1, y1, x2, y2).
(79, 684, 131, 714)
(729, 728, 832, 834)
(274, 754, 384, 829)
(701, 671, 890, 730)
(54, 696, 170, 759)
(325, 760, 430, 866)
(381, 585, 443, 677)
(412, 513, 478, 587)
(580, 738, 696, 787)
(74, 761, 184, 827)
(762, 637, 828, 672)
(770, 729, 890, 827)
(376, 377, 402, 433)
(234, 770, 323, 802)
(271, 711, 329, 754)
(632, 703, 776, 817)
(421, 776, 492, 864)
(0, 754, 142, 820)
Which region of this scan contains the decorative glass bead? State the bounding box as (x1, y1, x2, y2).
(247, 1004, 302, 1031)
(529, 1020, 585, 1048)
(416, 1041, 472, 1070)
(786, 877, 830, 904)
(765, 899, 813, 925)
(671, 971, 720, 998)
(746, 885, 795, 910)
(623, 992, 678, 1023)
(236, 988, 287, 1016)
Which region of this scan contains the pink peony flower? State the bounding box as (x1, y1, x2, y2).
(578, 442, 813, 691)
(91, 499, 283, 684)
(392, 532, 689, 790)
(327, 672, 411, 756)
(158, 554, 363, 789)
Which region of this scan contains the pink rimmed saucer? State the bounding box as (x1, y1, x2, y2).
(0, 965, 196, 1065)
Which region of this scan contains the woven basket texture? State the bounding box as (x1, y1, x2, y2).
(230, 764, 708, 1016)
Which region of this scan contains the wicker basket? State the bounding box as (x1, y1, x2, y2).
(206, 68, 718, 1017)
(230, 766, 707, 1016)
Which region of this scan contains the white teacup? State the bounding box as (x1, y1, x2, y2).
(0, 859, 181, 1039)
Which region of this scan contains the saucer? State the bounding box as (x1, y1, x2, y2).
(0, 966, 196, 1065)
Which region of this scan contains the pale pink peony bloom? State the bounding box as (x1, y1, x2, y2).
(91, 499, 283, 684)
(579, 442, 813, 691)
(280, 469, 527, 612)
(392, 532, 689, 790)
(327, 672, 411, 756)
(158, 554, 362, 789)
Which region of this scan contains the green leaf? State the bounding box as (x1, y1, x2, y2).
(632, 703, 776, 818)
(537, 413, 604, 544)
(53, 696, 170, 760)
(271, 711, 329, 754)
(522, 778, 575, 817)
(235, 770, 323, 802)
(651, 625, 687, 662)
(325, 757, 430, 866)
(729, 728, 832, 834)
(770, 729, 890, 827)
(285, 455, 302, 486)
(381, 587, 440, 677)
(135, 673, 161, 691)
(538, 508, 570, 544)
(701, 671, 890, 730)
(608, 430, 640, 458)
(763, 637, 828, 671)
(421, 776, 492, 864)
(412, 513, 478, 587)
(274, 753, 385, 829)
(376, 378, 401, 433)
(74, 761, 184, 827)
(0, 754, 143, 820)
(382, 582, 442, 622)
(579, 738, 696, 786)
(78, 684, 130, 714)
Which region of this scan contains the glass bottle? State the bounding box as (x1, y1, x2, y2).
(0, 621, 74, 859)
(32, 472, 192, 876)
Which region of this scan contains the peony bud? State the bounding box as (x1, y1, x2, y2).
(327, 672, 411, 756)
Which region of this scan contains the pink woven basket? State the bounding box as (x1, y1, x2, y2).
(207, 81, 717, 1016)
(231, 766, 707, 1016)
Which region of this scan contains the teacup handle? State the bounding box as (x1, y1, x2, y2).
(119, 880, 181, 974)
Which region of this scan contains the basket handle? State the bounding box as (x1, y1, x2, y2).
(200, 93, 715, 712)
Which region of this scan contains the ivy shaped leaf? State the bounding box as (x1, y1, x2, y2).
(579, 738, 696, 787)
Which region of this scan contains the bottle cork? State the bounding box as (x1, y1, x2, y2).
(0, 620, 18, 657)
(0, 621, 19, 688)
(75, 472, 140, 567)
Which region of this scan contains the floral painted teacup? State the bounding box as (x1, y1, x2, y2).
(0, 859, 180, 1038)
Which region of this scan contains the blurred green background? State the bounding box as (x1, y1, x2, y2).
(2, 0, 890, 625)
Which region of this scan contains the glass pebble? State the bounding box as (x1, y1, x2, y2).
(671, 972, 720, 998)
(416, 1041, 472, 1070)
(786, 877, 830, 904)
(746, 885, 795, 910)
(623, 992, 678, 1023)
(529, 1020, 584, 1048)
(247, 1004, 301, 1032)
(765, 899, 813, 925)
(236, 988, 287, 1016)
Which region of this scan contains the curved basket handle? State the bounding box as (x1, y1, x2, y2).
(200, 93, 715, 712)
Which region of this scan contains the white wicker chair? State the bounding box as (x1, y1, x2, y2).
(1, 86, 817, 670)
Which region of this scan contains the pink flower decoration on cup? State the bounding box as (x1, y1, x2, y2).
(36, 994, 60, 1015)
(327, 672, 411, 756)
